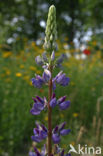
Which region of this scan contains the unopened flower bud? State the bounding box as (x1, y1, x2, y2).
(51, 51, 55, 61)
(35, 55, 43, 65)
(43, 69, 51, 82)
(43, 5, 57, 54)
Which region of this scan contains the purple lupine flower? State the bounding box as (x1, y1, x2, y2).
(60, 149, 65, 156)
(50, 93, 57, 108)
(52, 79, 56, 90)
(57, 96, 70, 110)
(56, 54, 66, 67)
(42, 64, 49, 69)
(65, 153, 71, 156)
(52, 122, 71, 144)
(42, 52, 48, 62)
(52, 133, 61, 144)
(30, 96, 47, 115)
(60, 129, 71, 136)
(43, 69, 51, 82)
(29, 151, 36, 156)
(31, 124, 47, 142)
(53, 146, 71, 156)
(32, 75, 44, 88)
(59, 122, 66, 131)
(29, 145, 46, 156)
(59, 101, 70, 110)
(35, 55, 44, 66)
(54, 145, 61, 154)
(41, 144, 46, 156)
(56, 71, 70, 86)
(60, 149, 71, 156)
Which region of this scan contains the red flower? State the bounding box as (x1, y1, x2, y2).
(83, 49, 91, 55)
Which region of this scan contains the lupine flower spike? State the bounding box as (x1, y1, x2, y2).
(29, 5, 71, 156)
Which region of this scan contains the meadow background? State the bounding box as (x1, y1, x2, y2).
(0, 0, 103, 156)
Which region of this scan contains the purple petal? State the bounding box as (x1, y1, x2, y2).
(59, 101, 70, 110)
(50, 97, 57, 108)
(43, 69, 51, 82)
(55, 71, 63, 80)
(60, 149, 64, 156)
(34, 147, 41, 156)
(56, 73, 66, 83)
(55, 72, 70, 86)
(53, 126, 59, 133)
(32, 97, 37, 103)
(31, 136, 41, 142)
(61, 77, 70, 86)
(60, 129, 71, 136)
(41, 144, 46, 156)
(51, 93, 56, 99)
(42, 52, 48, 62)
(57, 96, 66, 104)
(52, 133, 61, 144)
(34, 102, 44, 111)
(41, 124, 48, 132)
(36, 96, 44, 104)
(32, 77, 44, 88)
(35, 55, 43, 65)
(33, 128, 39, 135)
(30, 107, 41, 115)
(59, 122, 66, 131)
(36, 75, 44, 82)
(40, 131, 47, 139)
(55, 145, 61, 154)
(53, 81, 56, 90)
(29, 151, 36, 156)
(65, 153, 71, 156)
(57, 54, 66, 64)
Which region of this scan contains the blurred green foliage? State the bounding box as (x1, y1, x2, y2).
(0, 0, 103, 45)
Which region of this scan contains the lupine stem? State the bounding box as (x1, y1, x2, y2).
(48, 64, 53, 156)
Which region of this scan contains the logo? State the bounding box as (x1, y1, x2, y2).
(68, 144, 102, 155)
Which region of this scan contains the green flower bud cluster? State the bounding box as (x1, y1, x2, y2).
(44, 5, 57, 54)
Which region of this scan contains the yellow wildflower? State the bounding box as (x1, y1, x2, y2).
(44, 116, 48, 121)
(73, 113, 79, 118)
(16, 72, 22, 77)
(2, 52, 12, 58)
(23, 75, 30, 81)
(6, 70, 11, 75)
(36, 70, 41, 74)
(92, 41, 97, 46)
(64, 37, 69, 41)
(29, 66, 36, 71)
(70, 141, 75, 146)
(31, 41, 36, 47)
(29, 81, 32, 86)
(20, 64, 24, 69)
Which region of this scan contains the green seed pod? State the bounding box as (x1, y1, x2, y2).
(43, 5, 57, 54)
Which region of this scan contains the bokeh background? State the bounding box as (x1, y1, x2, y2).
(0, 0, 103, 156)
